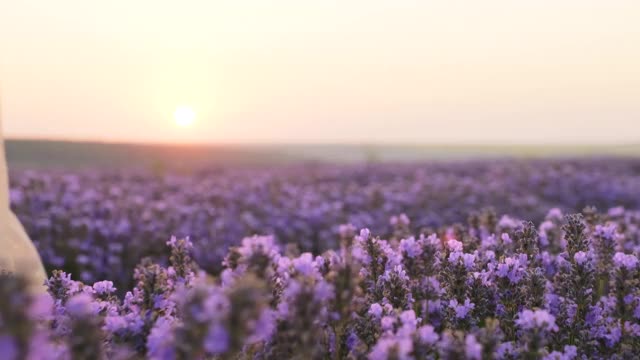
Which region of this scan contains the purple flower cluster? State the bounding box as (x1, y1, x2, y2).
(10, 159, 640, 289)
(3, 158, 640, 358)
(1, 205, 640, 358)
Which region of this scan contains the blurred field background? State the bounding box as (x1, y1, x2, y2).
(7, 139, 640, 170)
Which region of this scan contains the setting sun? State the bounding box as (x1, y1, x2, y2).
(174, 106, 196, 127)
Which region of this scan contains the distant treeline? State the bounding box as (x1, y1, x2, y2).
(6, 139, 640, 170)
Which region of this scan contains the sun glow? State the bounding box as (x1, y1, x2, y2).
(174, 106, 196, 127)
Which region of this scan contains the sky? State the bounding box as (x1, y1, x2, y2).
(1, 1, 639, 145)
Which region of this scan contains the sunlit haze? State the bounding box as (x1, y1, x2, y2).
(174, 106, 196, 128)
(1, 1, 639, 145)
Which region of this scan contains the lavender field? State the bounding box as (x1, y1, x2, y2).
(4, 158, 640, 359)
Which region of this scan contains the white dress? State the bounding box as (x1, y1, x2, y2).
(0, 117, 46, 292)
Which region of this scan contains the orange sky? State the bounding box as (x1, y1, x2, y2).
(1, 1, 639, 145)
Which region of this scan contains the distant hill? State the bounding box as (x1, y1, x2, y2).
(6, 139, 640, 170)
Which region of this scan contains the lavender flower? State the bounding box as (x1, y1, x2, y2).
(446, 239, 464, 253)
(465, 334, 483, 360)
(612, 252, 638, 270)
(417, 325, 439, 345)
(449, 299, 476, 319)
(368, 303, 384, 318)
(516, 309, 558, 332)
(8, 159, 640, 359)
(543, 345, 578, 360)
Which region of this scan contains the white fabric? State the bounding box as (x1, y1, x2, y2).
(0, 116, 46, 292)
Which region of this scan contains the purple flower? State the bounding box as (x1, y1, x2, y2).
(92, 281, 116, 295)
(417, 325, 439, 345)
(465, 334, 483, 360)
(495, 342, 516, 360)
(0, 336, 18, 360)
(292, 253, 317, 277)
(501, 233, 512, 245)
(400, 237, 422, 258)
(546, 208, 564, 221)
(516, 309, 558, 332)
(147, 316, 176, 360)
(358, 228, 371, 241)
(390, 213, 410, 226)
(398, 310, 419, 335)
(448, 251, 476, 270)
(369, 337, 413, 360)
(314, 280, 335, 302)
(449, 299, 475, 319)
(338, 224, 356, 238)
(484, 250, 496, 261)
(368, 303, 384, 318)
(543, 345, 578, 360)
(594, 224, 619, 240)
(204, 324, 230, 355)
(13, 161, 640, 359)
(495, 255, 527, 284)
(381, 316, 395, 332)
(66, 293, 97, 317)
(446, 239, 463, 252)
(462, 253, 476, 269)
(27, 331, 68, 360)
(608, 207, 625, 217)
(382, 265, 409, 283)
(498, 216, 520, 230)
(170, 236, 194, 250)
(573, 251, 588, 265)
(425, 234, 442, 250)
(104, 315, 128, 333)
(613, 252, 638, 270)
(237, 235, 279, 262)
(448, 251, 463, 264)
(248, 309, 276, 343)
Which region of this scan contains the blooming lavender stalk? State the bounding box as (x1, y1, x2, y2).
(390, 213, 411, 242)
(513, 222, 547, 310)
(611, 252, 638, 321)
(398, 234, 442, 322)
(592, 224, 620, 298)
(170, 273, 274, 359)
(582, 205, 601, 228)
(166, 236, 197, 285)
(65, 293, 105, 360)
(562, 215, 589, 260)
(223, 275, 273, 355)
(172, 281, 223, 359)
(471, 318, 505, 359)
(45, 270, 83, 304)
(538, 209, 565, 254)
(352, 229, 392, 304)
(515, 222, 541, 261)
(119, 258, 174, 356)
(324, 244, 364, 360)
(353, 303, 387, 353)
(552, 215, 595, 347)
(223, 235, 282, 307)
(8, 159, 640, 360)
(441, 250, 476, 329)
(516, 309, 558, 360)
(378, 265, 412, 310)
(493, 254, 528, 340)
(266, 261, 334, 359)
(437, 331, 468, 359)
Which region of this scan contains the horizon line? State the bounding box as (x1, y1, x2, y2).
(5, 136, 640, 149)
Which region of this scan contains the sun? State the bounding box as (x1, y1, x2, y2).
(174, 106, 196, 127)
